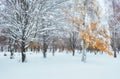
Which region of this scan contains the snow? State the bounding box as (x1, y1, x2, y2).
(0, 51, 120, 79)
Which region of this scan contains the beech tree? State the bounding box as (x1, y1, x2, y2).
(65, 0, 113, 62)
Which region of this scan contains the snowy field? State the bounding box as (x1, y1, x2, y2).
(0, 51, 120, 79)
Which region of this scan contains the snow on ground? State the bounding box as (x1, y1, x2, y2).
(0, 51, 120, 79)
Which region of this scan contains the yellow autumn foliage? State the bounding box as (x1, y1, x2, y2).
(64, 0, 113, 56)
(91, 21, 98, 30)
(79, 21, 113, 56)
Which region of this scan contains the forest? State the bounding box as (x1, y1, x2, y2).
(0, 0, 120, 79)
(0, 0, 120, 62)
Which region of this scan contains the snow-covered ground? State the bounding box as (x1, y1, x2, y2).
(0, 51, 120, 79)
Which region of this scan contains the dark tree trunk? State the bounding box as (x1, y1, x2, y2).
(72, 41, 75, 56)
(113, 45, 117, 58)
(72, 49, 75, 56)
(52, 49, 55, 56)
(52, 41, 55, 56)
(42, 33, 48, 58)
(21, 40, 26, 62)
(1, 47, 3, 52)
(114, 50, 117, 58)
(21, 52, 26, 62)
(10, 48, 14, 59)
(43, 50, 47, 58)
(43, 43, 48, 58)
(69, 32, 76, 56)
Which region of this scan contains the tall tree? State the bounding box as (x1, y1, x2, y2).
(106, 0, 120, 57)
(35, 0, 68, 58)
(0, 0, 39, 62)
(65, 0, 113, 62)
(0, 0, 68, 61)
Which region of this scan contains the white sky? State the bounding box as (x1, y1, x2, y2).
(97, 0, 107, 15)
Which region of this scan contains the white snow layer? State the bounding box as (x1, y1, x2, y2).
(0, 51, 120, 79)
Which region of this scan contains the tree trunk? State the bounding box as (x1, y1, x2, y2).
(43, 50, 47, 58)
(81, 41, 87, 62)
(43, 47, 47, 58)
(43, 43, 48, 58)
(81, 1, 88, 63)
(21, 52, 26, 62)
(52, 45, 55, 56)
(72, 49, 75, 56)
(81, 49, 87, 62)
(52, 49, 55, 56)
(21, 41, 26, 62)
(114, 49, 117, 58)
(113, 45, 117, 58)
(1, 47, 3, 52)
(10, 48, 14, 59)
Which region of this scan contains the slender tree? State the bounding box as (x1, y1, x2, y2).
(65, 0, 113, 62)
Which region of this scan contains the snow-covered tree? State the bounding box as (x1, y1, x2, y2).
(65, 0, 113, 62)
(0, 0, 68, 61)
(34, 0, 68, 58)
(0, 0, 40, 62)
(106, 0, 120, 57)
